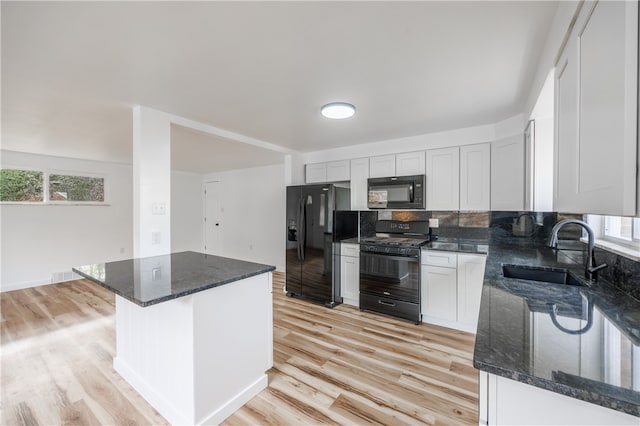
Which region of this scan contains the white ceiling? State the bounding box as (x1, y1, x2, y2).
(2, 1, 559, 173)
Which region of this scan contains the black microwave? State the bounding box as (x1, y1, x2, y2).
(367, 175, 425, 209)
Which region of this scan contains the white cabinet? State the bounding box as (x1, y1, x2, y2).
(395, 151, 426, 176)
(369, 155, 396, 178)
(305, 163, 327, 183)
(305, 160, 350, 184)
(426, 147, 460, 210)
(421, 250, 486, 332)
(491, 136, 525, 211)
(554, 0, 638, 215)
(479, 372, 639, 426)
(460, 143, 491, 211)
(350, 158, 369, 210)
(421, 265, 457, 323)
(326, 160, 351, 182)
(457, 254, 486, 330)
(340, 243, 360, 307)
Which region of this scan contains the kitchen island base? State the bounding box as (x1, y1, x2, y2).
(113, 272, 273, 425)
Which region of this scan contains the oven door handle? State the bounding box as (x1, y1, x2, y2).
(359, 251, 420, 260)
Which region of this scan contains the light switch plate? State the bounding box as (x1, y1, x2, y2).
(429, 218, 439, 228)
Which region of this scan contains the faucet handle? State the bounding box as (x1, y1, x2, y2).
(588, 263, 608, 273)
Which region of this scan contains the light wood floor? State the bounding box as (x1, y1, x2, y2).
(1, 272, 478, 425)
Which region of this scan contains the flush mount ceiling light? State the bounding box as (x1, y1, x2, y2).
(321, 102, 356, 119)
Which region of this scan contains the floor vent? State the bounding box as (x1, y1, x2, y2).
(51, 270, 80, 283)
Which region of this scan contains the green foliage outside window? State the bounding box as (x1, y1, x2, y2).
(49, 174, 104, 202)
(0, 169, 44, 201)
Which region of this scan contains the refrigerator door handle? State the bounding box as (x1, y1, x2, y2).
(297, 196, 305, 261)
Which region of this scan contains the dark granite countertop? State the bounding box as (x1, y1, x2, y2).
(474, 242, 640, 417)
(73, 251, 276, 307)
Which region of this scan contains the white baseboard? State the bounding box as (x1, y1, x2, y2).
(115, 356, 267, 426)
(114, 357, 189, 425)
(197, 375, 268, 425)
(1, 278, 51, 292)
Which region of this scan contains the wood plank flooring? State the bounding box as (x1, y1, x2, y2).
(2, 272, 478, 425)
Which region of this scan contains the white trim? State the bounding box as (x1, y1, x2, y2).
(0, 202, 111, 206)
(1, 278, 52, 292)
(593, 239, 640, 262)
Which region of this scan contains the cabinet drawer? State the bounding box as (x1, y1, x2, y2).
(421, 251, 457, 268)
(341, 243, 360, 257)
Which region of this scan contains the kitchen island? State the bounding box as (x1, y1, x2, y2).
(73, 251, 275, 426)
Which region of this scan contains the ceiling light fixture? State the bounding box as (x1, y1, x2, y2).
(321, 102, 356, 119)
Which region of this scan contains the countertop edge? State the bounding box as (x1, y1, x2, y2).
(72, 265, 276, 307)
(472, 359, 640, 418)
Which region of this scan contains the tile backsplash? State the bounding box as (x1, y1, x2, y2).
(356, 209, 639, 301)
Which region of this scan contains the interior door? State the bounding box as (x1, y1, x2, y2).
(204, 181, 222, 255)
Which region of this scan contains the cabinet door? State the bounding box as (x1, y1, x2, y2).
(350, 158, 370, 210)
(326, 160, 350, 182)
(421, 265, 457, 321)
(460, 143, 491, 211)
(426, 147, 460, 210)
(369, 155, 396, 178)
(396, 151, 426, 176)
(340, 255, 360, 306)
(491, 137, 524, 211)
(457, 254, 486, 330)
(305, 163, 327, 183)
(555, 0, 638, 215)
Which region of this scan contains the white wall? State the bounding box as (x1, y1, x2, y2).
(171, 171, 205, 253)
(204, 164, 285, 271)
(1, 150, 133, 291)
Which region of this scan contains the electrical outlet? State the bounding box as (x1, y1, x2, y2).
(151, 231, 161, 245)
(152, 203, 167, 215)
(429, 218, 439, 228)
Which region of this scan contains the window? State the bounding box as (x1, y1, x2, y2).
(0, 169, 44, 202)
(0, 168, 105, 204)
(49, 174, 104, 202)
(587, 214, 640, 259)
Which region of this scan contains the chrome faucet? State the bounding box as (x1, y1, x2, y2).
(548, 219, 607, 281)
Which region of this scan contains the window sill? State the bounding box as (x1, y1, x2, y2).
(591, 238, 640, 262)
(1, 202, 111, 206)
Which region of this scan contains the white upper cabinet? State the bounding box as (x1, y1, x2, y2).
(369, 155, 396, 178)
(326, 160, 350, 182)
(350, 158, 370, 210)
(554, 0, 638, 215)
(305, 160, 350, 184)
(426, 147, 460, 210)
(491, 136, 525, 211)
(460, 143, 491, 211)
(305, 163, 327, 183)
(395, 151, 426, 176)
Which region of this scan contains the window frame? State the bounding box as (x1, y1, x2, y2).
(0, 166, 109, 205)
(586, 214, 640, 261)
(46, 169, 108, 205)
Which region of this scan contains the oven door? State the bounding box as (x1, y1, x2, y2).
(359, 252, 420, 303)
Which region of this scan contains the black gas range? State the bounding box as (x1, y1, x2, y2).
(359, 219, 430, 324)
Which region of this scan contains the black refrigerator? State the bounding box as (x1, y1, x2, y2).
(286, 184, 357, 307)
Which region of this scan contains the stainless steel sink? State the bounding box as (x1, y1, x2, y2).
(502, 264, 585, 286)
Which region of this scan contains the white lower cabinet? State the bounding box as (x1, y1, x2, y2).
(457, 253, 486, 329)
(340, 243, 360, 307)
(422, 265, 457, 322)
(421, 250, 486, 332)
(479, 371, 639, 426)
